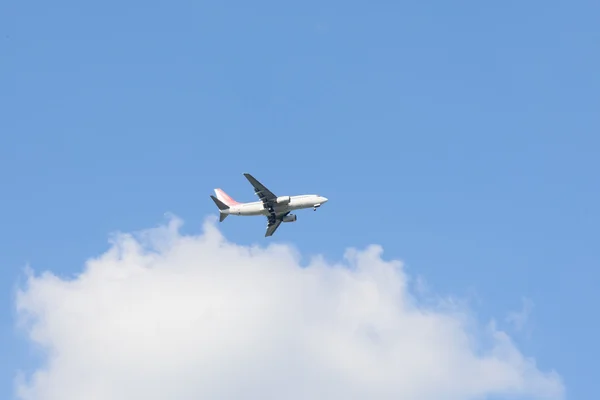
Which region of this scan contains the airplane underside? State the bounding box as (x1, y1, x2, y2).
(241, 205, 317, 216)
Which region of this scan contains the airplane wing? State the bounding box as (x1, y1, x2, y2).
(265, 211, 290, 237)
(243, 173, 277, 204)
(242, 173, 287, 237)
(265, 219, 282, 237)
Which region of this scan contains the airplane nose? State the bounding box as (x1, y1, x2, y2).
(321, 196, 328, 203)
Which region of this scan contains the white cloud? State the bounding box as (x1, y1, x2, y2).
(14, 216, 564, 400)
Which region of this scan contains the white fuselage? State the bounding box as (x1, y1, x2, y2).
(223, 194, 327, 216)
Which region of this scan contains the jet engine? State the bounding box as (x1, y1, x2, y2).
(282, 214, 297, 222)
(276, 196, 291, 204)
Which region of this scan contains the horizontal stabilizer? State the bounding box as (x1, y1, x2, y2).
(210, 195, 229, 211)
(220, 213, 228, 222)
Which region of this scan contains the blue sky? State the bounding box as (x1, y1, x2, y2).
(1, 1, 598, 398)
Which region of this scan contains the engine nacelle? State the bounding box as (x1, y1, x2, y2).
(282, 214, 297, 222)
(276, 196, 291, 204)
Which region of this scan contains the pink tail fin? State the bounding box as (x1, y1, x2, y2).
(214, 189, 240, 206)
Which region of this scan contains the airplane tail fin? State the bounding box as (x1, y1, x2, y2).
(210, 195, 229, 222)
(214, 188, 240, 206)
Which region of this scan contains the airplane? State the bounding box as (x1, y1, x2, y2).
(210, 173, 328, 237)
